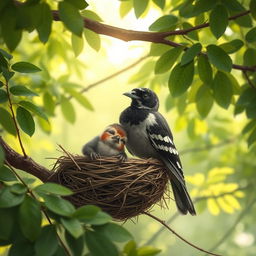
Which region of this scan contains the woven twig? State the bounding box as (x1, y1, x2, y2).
(53, 155, 170, 220)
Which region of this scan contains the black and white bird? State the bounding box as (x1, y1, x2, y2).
(119, 88, 196, 215)
(82, 124, 127, 161)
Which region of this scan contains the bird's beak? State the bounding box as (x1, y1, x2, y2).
(123, 91, 140, 100)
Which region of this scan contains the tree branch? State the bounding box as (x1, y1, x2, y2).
(0, 136, 51, 182)
(144, 212, 222, 256)
(50, 9, 256, 72)
(207, 195, 256, 254)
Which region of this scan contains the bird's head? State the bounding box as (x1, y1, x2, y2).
(123, 88, 159, 110)
(100, 124, 127, 151)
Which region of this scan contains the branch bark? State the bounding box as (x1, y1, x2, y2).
(0, 136, 51, 182)
(51, 9, 256, 72)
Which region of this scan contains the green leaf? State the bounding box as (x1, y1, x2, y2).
(43, 92, 55, 116)
(250, 0, 256, 20)
(0, 145, 4, 167)
(0, 186, 25, 208)
(0, 49, 13, 60)
(18, 100, 48, 121)
(210, 4, 228, 39)
(137, 246, 161, 256)
(243, 48, 256, 66)
(0, 52, 8, 68)
(153, 0, 165, 9)
(61, 218, 84, 238)
(212, 71, 233, 109)
(10, 85, 38, 97)
(0, 166, 17, 181)
(72, 33, 84, 56)
(1, 8, 22, 51)
(245, 27, 256, 43)
(65, 0, 88, 10)
(83, 211, 112, 225)
(196, 85, 213, 118)
(248, 127, 256, 147)
(65, 231, 85, 256)
(35, 183, 73, 196)
(0, 208, 14, 240)
(119, 0, 133, 18)
(1, 67, 15, 82)
(182, 22, 199, 41)
(168, 61, 194, 97)
(81, 10, 103, 22)
(155, 47, 183, 74)
(11, 183, 27, 195)
(99, 223, 133, 243)
(73, 205, 100, 220)
(9, 240, 35, 256)
(0, 107, 17, 136)
(0, 89, 8, 103)
(16, 107, 35, 137)
(35, 225, 58, 256)
(84, 29, 101, 52)
(243, 120, 256, 135)
(11, 62, 41, 73)
(133, 0, 149, 18)
(60, 96, 76, 123)
(43, 194, 75, 217)
(58, 1, 84, 36)
(221, 0, 244, 12)
(19, 196, 42, 241)
(149, 15, 178, 31)
(36, 2, 52, 43)
(123, 240, 137, 256)
(85, 231, 118, 256)
(64, 87, 94, 110)
(193, 0, 217, 15)
(197, 55, 213, 84)
(180, 43, 202, 66)
(206, 45, 232, 72)
(235, 12, 252, 28)
(219, 39, 244, 54)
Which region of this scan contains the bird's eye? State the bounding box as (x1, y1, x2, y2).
(142, 93, 149, 99)
(107, 129, 115, 135)
(121, 139, 126, 145)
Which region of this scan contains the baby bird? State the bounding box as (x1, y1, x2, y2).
(82, 124, 127, 161)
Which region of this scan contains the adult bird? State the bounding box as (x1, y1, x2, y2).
(119, 88, 196, 215)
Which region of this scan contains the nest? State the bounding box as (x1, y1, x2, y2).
(52, 155, 170, 220)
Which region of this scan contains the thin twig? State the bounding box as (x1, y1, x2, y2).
(5, 162, 71, 256)
(4, 81, 27, 157)
(207, 195, 256, 254)
(144, 184, 251, 246)
(179, 138, 236, 155)
(143, 211, 222, 256)
(58, 144, 82, 171)
(243, 70, 256, 91)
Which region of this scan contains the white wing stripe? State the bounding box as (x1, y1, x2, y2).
(150, 133, 173, 144)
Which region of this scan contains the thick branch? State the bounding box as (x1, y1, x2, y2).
(51, 10, 256, 72)
(0, 136, 51, 182)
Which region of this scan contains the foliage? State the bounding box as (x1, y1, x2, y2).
(0, 0, 256, 255)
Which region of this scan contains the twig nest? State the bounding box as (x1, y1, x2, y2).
(53, 155, 169, 220)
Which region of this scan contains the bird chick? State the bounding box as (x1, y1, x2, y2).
(82, 124, 127, 161)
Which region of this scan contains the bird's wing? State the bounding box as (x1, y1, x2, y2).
(146, 112, 185, 187)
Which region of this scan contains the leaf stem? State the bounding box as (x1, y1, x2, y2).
(5, 81, 27, 158)
(5, 161, 71, 256)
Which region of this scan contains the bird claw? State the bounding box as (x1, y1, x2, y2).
(90, 152, 100, 160)
(117, 152, 127, 162)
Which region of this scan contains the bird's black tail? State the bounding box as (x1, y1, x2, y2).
(170, 180, 196, 215)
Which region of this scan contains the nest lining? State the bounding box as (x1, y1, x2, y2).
(53, 155, 170, 220)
